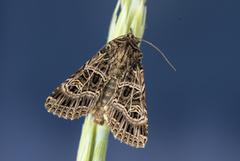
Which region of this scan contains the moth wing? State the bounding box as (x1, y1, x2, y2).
(45, 49, 111, 120)
(104, 60, 148, 148)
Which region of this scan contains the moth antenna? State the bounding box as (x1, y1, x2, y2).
(129, 28, 133, 33)
(139, 38, 176, 71)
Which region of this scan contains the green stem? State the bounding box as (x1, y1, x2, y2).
(76, 0, 147, 160)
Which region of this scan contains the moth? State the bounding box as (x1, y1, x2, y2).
(45, 32, 174, 148)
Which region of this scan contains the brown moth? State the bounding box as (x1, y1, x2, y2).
(45, 32, 148, 148)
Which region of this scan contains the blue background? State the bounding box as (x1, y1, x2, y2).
(1, 0, 240, 161)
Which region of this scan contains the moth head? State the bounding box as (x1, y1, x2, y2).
(125, 33, 141, 47)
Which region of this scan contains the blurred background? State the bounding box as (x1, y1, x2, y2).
(1, 0, 240, 161)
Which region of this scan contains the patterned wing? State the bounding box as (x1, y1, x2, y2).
(104, 59, 148, 148)
(45, 48, 112, 120)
